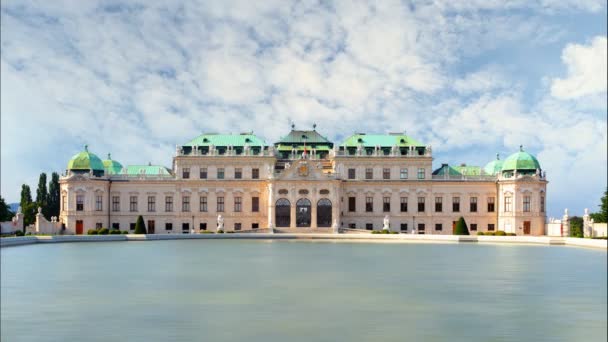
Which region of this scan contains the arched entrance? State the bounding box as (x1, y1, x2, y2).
(317, 198, 332, 227)
(275, 198, 291, 227)
(296, 198, 311, 227)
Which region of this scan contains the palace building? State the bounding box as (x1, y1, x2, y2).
(59, 126, 548, 235)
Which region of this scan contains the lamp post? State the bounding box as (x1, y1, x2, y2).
(412, 216, 416, 234)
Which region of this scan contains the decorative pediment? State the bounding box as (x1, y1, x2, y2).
(274, 159, 327, 181)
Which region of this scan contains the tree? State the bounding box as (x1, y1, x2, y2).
(569, 216, 584, 238)
(590, 188, 607, 223)
(454, 216, 470, 235)
(134, 215, 147, 234)
(0, 196, 14, 221)
(36, 173, 48, 219)
(47, 172, 60, 218)
(20, 184, 36, 230)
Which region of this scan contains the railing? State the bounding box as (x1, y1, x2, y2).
(431, 175, 497, 182)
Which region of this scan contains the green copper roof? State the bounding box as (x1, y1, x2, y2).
(276, 129, 333, 145)
(184, 133, 267, 147)
(433, 164, 484, 176)
(483, 154, 504, 175)
(501, 146, 541, 171)
(432, 164, 462, 176)
(67, 145, 105, 171)
(126, 165, 172, 176)
(341, 134, 423, 147)
(277, 145, 332, 151)
(102, 153, 123, 175)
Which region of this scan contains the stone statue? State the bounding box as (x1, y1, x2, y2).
(382, 215, 390, 231)
(217, 215, 224, 232)
(332, 219, 340, 234)
(37, 207, 42, 214)
(584, 208, 589, 216)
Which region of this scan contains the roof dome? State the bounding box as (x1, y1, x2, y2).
(501, 146, 541, 171)
(102, 153, 123, 175)
(67, 145, 105, 171)
(483, 153, 504, 175)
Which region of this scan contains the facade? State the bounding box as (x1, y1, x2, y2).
(59, 127, 548, 235)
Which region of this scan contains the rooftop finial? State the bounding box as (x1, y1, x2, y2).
(496, 153, 500, 160)
(519, 145, 523, 152)
(84, 144, 88, 152)
(148, 162, 152, 166)
(107, 153, 111, 159)
(291, 123, 295, 130)
(313, 123, 317, 130)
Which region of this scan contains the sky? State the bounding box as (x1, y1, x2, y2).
(1, 0, 606, 218)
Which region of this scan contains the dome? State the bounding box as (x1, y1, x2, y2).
(483, 153, 504, 176)
(501, 146, 541, 172)
(102, 153, 123, 175)
(67, 145, 105, 172)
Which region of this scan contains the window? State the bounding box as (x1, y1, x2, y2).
(487, 197, 495, 212)
(400, 168, 408, 179)
(383, 197, 390, 212)
(400, 197, 408, 212)
(235, 168, 242, 179)
(417, 168, 425, 179)
(348, 223, 356, 228)
(365, 168, 373, 180)
(200, 168, 208, 179)
(234, 223, 241, 231)
(76, 195, 84, 211)
(95, 195, 103, 211)
(383, 168, 390, 179)
(348, 197, 356, 212)
(435, 223, 442, 231)
(452, 197, 460, 212)
(217, 196, 224, 212)
(366, 223, 373, 230)
(182, 223, 189, 233)
(505, 196, 512, 212)
(252, 197, 259, 212)
(400, 223, 408, 231)
(199, 223, 207, 231)
(165, 222, 173, 231)
(182, 167, 190, 179)
(200, 197, 208, 212)
(147, 196, 156, 212)
(418, 223, 425, 232)
(234, 197, 242, 212)
(130, 196, 137, 212)
(182, 196, 190, 212)
(365, 197, 373, 212)
(165, 196, 173, 212)
(62, 195, 67, 211)
(112, 196, 120, 212)
(470, 224, 477, 231)
(435, 197, 442, 212)
(252, 168, 259, 179)
(130, 223, 136, 230)
(470, 197, 477, 212)
(417, 197, 425, 212)
(112, 223, 120, 230)
(523, 196, 531, 212)
(540, 196, 545, 213)
(96, 222, 103, 229)
(217, 168, 225, 179)
(252, 223, 259, 229)
(488, 224, 495, 231)
(348, 168, 356, 179)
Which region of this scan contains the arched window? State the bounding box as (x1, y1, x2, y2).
(317, 198, 332, 227)
(275, 198, 291, 227)
(296, 198, 311, 227)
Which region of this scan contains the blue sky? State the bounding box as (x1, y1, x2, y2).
(1, 0, 606, 218)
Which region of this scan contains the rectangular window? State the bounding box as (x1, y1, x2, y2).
(400, 168, 408, 179)
(217, 196, 224, 212)
(417, 168, 425, 180)
(488, 224, 495, 231)
(435, 197, 442, 212)
(182, 168, 190, 179)
(348, 168, 356, 179)
(400, 223, 408, 231)
(383, 168, 390, 180)
(348, 197, 356, 212)
(130, 223, 136, 230)
(200, 168, 207, 179)
(234, 197, 242, 212)
(383, 197, 390, 212)
(252, 223, 259, 229)
(76, 195, 84, 211)
(252, 197, 259, 212)
(199, 223, 207, 231)
(217, 168, 225, 179)
(365, 223, 373, 230)
(147, 196, 156, 212)
(200, 197, 208, 212)
(96, 222, 103, 229)
(182, 196, 190, 212)
(452, 197, 460, 212)
(129, 196, 137, 212)
(252, 168, 259, 179)
(470, 224, 478, 231)
(112, 196, 120, 212)
(112, 223, 120, 230)
(165, 222, 173, 231)
(165, 196, 173, 212)
(400, 197, 408, 212)
(235, 168, 242, 179)
(470, 197, 477, 212)
(365, 197, 373, 212)
(417, 197, 425, 212)
(95, 195, 103, 211)
(435, 223, 442, 231)
(540, 196, 545, 213)
(523, 196, 531, 212)
(418, 223, 425, 233)
(182, 223, 189, 233)
(505, 196, 512, 212)
(365, 168, 373, 180)
(234, 223, 241, 231)
(487, 197, 495, 212)
(62, 195, 67, 211)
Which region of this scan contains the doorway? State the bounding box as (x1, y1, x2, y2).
(275, 198, 291, 227)
(317, 198, 332, 227)
(523, 221, 531, 235)
(148, 220, 155, 234)
(76, 220, 83, 235)
(296, 198, 311, 227)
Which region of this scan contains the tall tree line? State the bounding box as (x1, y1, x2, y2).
(16, 172, 60, 231)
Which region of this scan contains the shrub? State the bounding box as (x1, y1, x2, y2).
(110, 229, 121, 235)
(507, 233, 516, 236)
(121, 231, 128, 234)
(98, 228, 109, 235)
(485, 232, 495, 236)
(134, 215, 147, 234)
(15, 230, 25, 236)
(390, 231, 399, 234)
(217, 229, 224, 234)
(25, 232, 32, 236)
(200, 231, 214, 234)
(454, 217, 470, 235)
(87, 229, 98, 235)
(495, 230, 506, 236)
(371, 230, 379, 234)
(226, 231, 235, 234)
(477, 232, 485, 235)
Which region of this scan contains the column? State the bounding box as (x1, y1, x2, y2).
(290, 202, 297, 228)
(267, 183, 274, 228)
(311, 196, 317, 228)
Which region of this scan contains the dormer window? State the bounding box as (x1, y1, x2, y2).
(245, 138, 251, 143)
(400, 139, 405, 143)
(357, 138, 363, 143)
(203, 138, 209, 143)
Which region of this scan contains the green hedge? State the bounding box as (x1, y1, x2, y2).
(15, 230, 24, 236)
(477, 232, 485, 235)
(217, 229, 224, 234)
(98, 228, 109, 235)
(495, 230, 506, 236)
(109, 229, 121, 235)
(87, 229, 98, 235)
(121, 231, 129, 234)
(507, 233, 516, 236)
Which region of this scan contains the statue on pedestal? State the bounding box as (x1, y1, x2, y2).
(332, 218, 340, 234)
(217, 215, 224, 232)
(382, 215, 390, 231)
